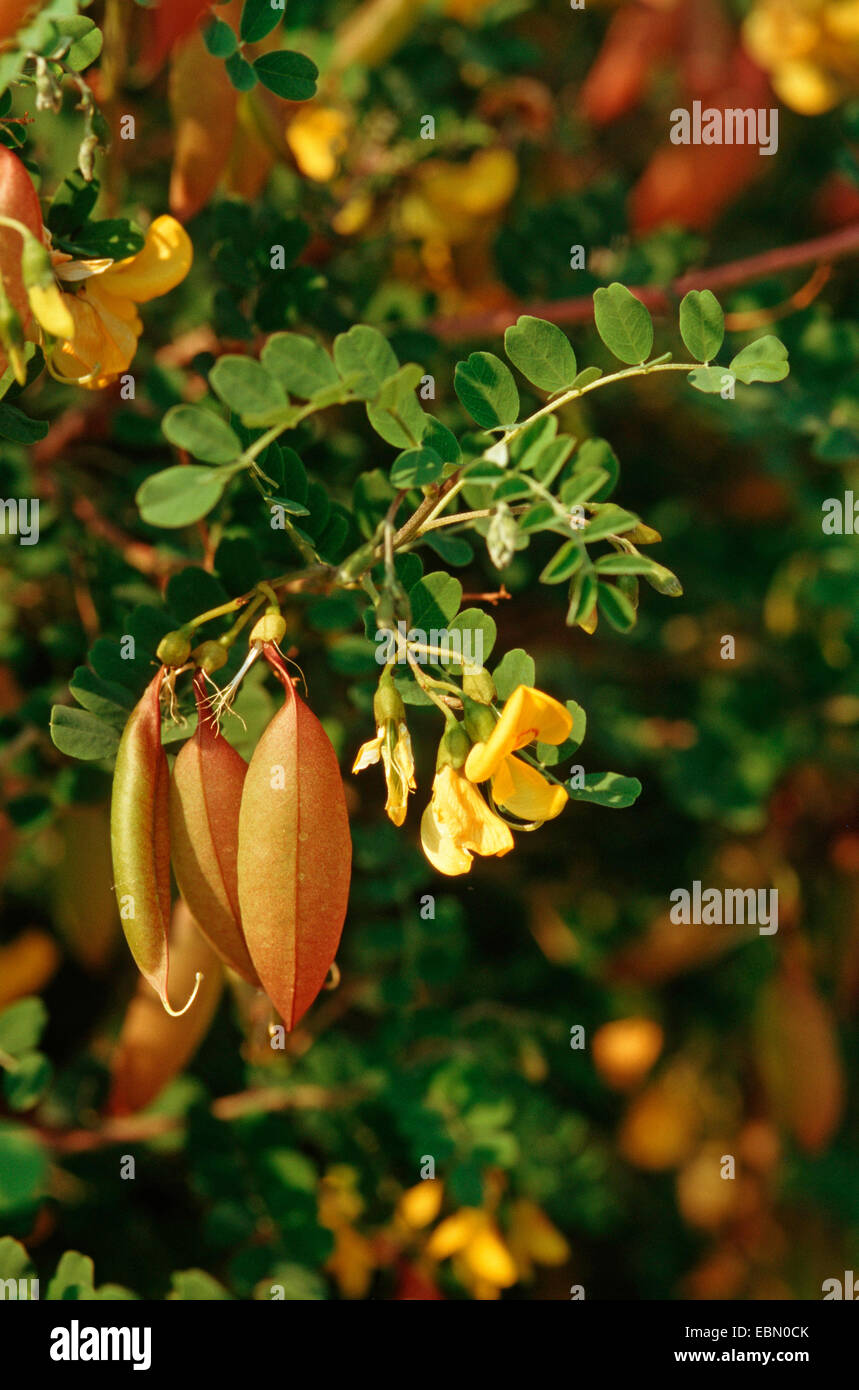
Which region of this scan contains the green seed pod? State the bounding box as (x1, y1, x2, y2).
(156, 628, 192, 668)
(192, 640, 228, 674)
(110, 670, 200, 1016)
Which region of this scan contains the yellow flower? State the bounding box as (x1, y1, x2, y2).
(353, 718, 416, 826)
(507, 1199, 570, 1282)
(397, 1178, 444, 1230)
(286, 106, 350, 182)
(26, 280, 74, 339)
(743, 0, 859, 114)
(398, 148, 517, 248)
(420, 763, 513, 876)
(318, 1165, 377, 1298)
(318, 1164, 364, 1228)
(331, 191, 374, 237)
(426, 1208, 517, 1296)
(38, 216, 192, 388)
(464, 685, 572, 822)
(326, 1224, 378, 1299)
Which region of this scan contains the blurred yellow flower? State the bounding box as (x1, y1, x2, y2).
(427, 1207, 517, 1297)
(286, 106, 351, 182)
(398, 148, 517, 249)
(332, 191, 374, 237)
(397, 1178, 444, 1230)
(592, 1017, 664, 1090)
(744, 0, 859, 113)
(506, 1199, 570, 1281)
(318, 1164, 365, 1228)
(420, 763, 514, 875)
(43, 216, 192, 389)
(465, 684, 572, 821)
(319, 1165, 378, 1298)
(326, 1224, 378, 1299)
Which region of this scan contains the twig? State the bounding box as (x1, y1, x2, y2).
(429, 222, 859, 340)
(34, 1081, 375, 1154)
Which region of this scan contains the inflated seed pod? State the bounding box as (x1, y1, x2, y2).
(110, 669, 200, 1015)
(108, 899, 223, 1116)
(169, 673, 259, 985)
(237, 645, 351, 1030)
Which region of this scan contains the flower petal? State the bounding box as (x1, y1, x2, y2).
(100, 215, 193, 303)
(27, 282, 75, 339)
(352, 731, 383, 774)
(426, 1208, 484, 1259)
(420, 801, 473, 876)
(465, 685, 573, 782)
(432, 765, 514, 858)
(462, 1226, 518, 1288)
(491, 755, 568, 822)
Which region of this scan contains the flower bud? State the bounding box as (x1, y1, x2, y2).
(192, 640, 228, 674)
(462, 667, 496, 705)
(461, 695, 496, 744)
(156, 628, 193, 668)
(20, 235, 75, 339)
(436, 721, 471, 771)
(373, 670, 405, 726)
(250, 609, 287, 645)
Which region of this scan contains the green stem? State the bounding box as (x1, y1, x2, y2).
(417, 504, 530, 534)
(187, 595, 250, 630)
(502, 360, 697, 444)
(0, 214, 34, 241)
(219, 593, 266, 648)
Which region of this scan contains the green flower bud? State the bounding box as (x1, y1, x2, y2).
(250, 609, 286, 645)
(436, 721, 471, 771)
(461, 694, 497, 744)
(156, 628, 193, 668)
(373, 670, 405, 726)
(462, 667, 496, 705)
(192, 640, 228, 674)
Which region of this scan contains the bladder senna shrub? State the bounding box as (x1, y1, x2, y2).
(64, 279, 789, 1009)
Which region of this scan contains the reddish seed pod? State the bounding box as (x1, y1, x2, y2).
(169, 672, 260, 985)
(0, 144, 44, 355)
(237, 646, 352, 1030)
